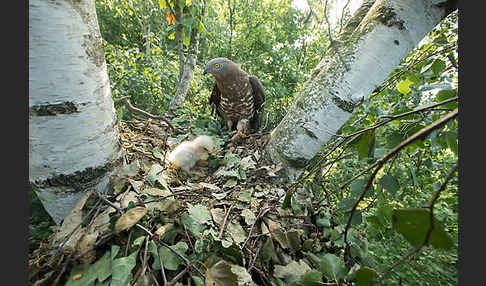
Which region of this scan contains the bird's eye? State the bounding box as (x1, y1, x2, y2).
(214, 63, 220, 69)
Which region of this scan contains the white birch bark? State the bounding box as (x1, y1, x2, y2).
(29, 0, 122, 224)
(169, 53, 198, 110)
(265, 0, 456, 181)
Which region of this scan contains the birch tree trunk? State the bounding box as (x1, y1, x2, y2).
(169, 0, 206, 110)
(29, 0, 122, 224)
(169, 32, 200, 111)
(265, 0, 457, 181)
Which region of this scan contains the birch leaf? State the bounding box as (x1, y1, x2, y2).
(114, 206, 147, 233)
(273, 260, 312, 285)
(397, 78, 414, 94)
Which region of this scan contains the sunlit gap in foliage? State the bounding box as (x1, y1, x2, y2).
(292, 0, 363, 24)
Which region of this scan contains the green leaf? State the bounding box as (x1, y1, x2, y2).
(181, 212, 207, 239)
(65, 264, 97, 286)
(297, 270, 323, 286)
(146, 164, 164, 186)
(434, 89, 456, 101)
(319, 253, 347, 280)
(355, 266, 376, 286)
(160, 242, 189, 270)
(337, 198, 355, 212)
(187, 203, 212, 225)
(216, 241, 245, 265)
(355, 130, 375, 160)
(111, 250, 139, 286)
(282, 190, 294, 209)
(93, 251, 112, 282)
(342, 210, 362, 227)
(409, 166, 418, 186)
(274, 260, 312, 285)
(430, 59, 446, 75)
(182, 27, 191, 47)
(191, 275, 204, 286)
(158, 0, 167, 9)
(396, 78, 414, 94)
(150, 241, 188, 271)
(350, 179, 366, 198)
(445, 131, 458, 156)
(376, 204, 393, 226)
(205, 260, 238, 286)
(379, 174, 399, 196)
(392, 208, 453, 250)
(385, 130, 404, 149)
(260, 237, 277, 264)
(316, 215, 331, 228)
(111, 245, 121, 260)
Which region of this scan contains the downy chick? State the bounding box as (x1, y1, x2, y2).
(168, 135, 217, 173)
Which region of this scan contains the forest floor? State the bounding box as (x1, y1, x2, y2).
(28, 116, 359, 286)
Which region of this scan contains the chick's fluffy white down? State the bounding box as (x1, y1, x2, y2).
(168, 135, 216, 172)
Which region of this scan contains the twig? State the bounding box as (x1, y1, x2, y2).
(157, 245, 168, 285)
(52, 252, 74, 286)
(167, 266, 190, 286)
(342, 109, 458, 250)
(122, 98, 176, 132)
(340, 106, 457, 191)
(377, 164, 458, 285)
(322, 0, 333, 44)
(242, 206, 271, 250)
(133, 223, 205, 279)
(51, 197, 102, 261)
(183, 224, 195, 251)
(338, 0, 352, 34)
(247, 244, 261, 271)
(218, 202, 236, 239)
(125, 229, 133, 256)
(94, 191, 124, 214)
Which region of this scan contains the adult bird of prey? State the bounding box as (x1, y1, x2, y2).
(203, 58, 265, 135)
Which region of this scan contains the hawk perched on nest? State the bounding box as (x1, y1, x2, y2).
(203, 58, 265, 134)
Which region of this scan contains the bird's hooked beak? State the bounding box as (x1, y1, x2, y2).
(203, 66, 209, 75)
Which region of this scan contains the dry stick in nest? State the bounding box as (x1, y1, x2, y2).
(94, 192, 205, 282)
(53, 196, 105, 285)
(115, 96, 177, 132)
(136, 223, 206, 280)
(42, 197, 102, 282)
(157, 245, 168, 285)
(131, 234, 151, 286)
(342, 108, 458, 255)
(242, 206, 272, 250)
(377, 163, 458, 285)
(218, 202, 236, 239)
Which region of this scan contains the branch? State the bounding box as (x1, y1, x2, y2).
(121, 98, 176, 132)
(322, 0, 333, 45)
(342, 108, 458, 248)
(131, 222, 205, 279)
(157, 244, 168, 285)
(338, 0, 352, 34)
(339, 103, 457, 190)
(377, 163, 458, 285)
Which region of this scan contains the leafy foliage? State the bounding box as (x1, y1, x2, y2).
(28, 1, 458, 286)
